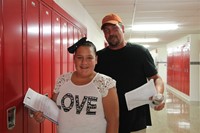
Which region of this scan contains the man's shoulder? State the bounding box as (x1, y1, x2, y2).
(96, 47, 108, 55)
(125, 42, 147, 53)
(127, 42, 145, 49)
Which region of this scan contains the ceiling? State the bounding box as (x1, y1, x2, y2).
(78, 0, 200, 50)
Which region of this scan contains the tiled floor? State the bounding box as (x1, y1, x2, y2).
(146, 90, 200, 133)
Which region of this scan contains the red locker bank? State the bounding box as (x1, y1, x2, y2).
(0, 0, 86, 132)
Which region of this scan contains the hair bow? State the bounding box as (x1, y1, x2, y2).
(68, 37, 87, 53)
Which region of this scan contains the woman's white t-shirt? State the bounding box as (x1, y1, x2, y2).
(54, 72, 116, 133)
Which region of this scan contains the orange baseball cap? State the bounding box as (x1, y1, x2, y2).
(101, 13, 122, 29)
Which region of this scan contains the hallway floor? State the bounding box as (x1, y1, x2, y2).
(146, 90, 200, 133)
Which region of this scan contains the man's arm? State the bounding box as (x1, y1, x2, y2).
(149, 74, 165, 111)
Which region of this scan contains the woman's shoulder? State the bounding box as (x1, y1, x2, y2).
(54, 72, 72, 93)
(93, 73, 116, 97)
(57, 72, 72, 82)
(95, 73, 115, 81)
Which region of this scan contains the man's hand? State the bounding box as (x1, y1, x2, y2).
(150, 93, 165, 111)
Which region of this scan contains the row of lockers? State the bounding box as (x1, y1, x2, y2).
(167, 43, 190, 95)
(0, 0, 86, 132)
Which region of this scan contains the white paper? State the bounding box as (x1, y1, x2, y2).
(125, 79, 157, 110)
(23, 88, 59, 125)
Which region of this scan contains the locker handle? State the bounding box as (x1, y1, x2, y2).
(7, 106, 16, 130)
(28, 109, 34, 118)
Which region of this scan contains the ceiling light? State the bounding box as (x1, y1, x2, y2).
(141, 44, 150, 48)
(129, 38, 159, 43)
(132, 24, 178, 31)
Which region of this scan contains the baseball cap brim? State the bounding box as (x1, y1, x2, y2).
(101, 13, 122, 29)
(101, 20, 119, 29)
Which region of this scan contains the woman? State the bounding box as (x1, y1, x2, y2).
(34, 37, 119, 133)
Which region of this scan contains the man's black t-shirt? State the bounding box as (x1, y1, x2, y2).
(95, 42, 157, 133)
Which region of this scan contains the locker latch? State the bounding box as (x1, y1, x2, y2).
(7, 106, 16, 130)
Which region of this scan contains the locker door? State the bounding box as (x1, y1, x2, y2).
(67, 23, 74, 72)
(73, 27, 78, 44)
(40, 3, 53, 133)
(52, 12, 61, 133)
(177, 50, 181, 91)
(167, 54, 172, 86)
(72, 27, 78, 71)
(2, 0, 23, 132)
(0, 0, 3, 131)
(60, 18, 68, 73)
(184, 44, 190, 95)
(25, 0, 41, 132)
(186, 48, 190, 95)
(52, 11, 61, 86)
(42, 0, 53, 4)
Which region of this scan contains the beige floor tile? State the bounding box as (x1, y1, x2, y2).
(146, 91, 200, 133)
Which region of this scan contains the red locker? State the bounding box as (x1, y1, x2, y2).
(78, 29, 84, 40)
(24, 0, 41, 132)
(40, 3, 53, 133)
(177, 50, 182, 91)
(2, 0, 24, 132)
(67, 23, 74, 72)
(180, 47, 184, 93)
(72, 27, 78, 71)
(42, 0, 54, 6)
(52, 11, 61, 86)
(0, 0, 3, 132)
(60, 18, 68, 74)
(73, 28, 79, 49)
(167, 44, 190, 96)
(183, 44, 190, 95)
(167, 53, 172, 86)
(1, 0, 87, 132)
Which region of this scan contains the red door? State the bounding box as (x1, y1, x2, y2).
(24, 0, 41, 132)
(184, 44, 190, 95)
(40, 3, 53, 133)
(52, 11, 61, 86)
(60, 18, 68, 74)
(0, 0, 3, 132)
(67, 23, 74, 72)
(2, 0, 23, 132)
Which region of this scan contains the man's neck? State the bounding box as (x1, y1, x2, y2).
(108, 42, 126, 50)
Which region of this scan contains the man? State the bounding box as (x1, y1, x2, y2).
(95, 13, 165, 133)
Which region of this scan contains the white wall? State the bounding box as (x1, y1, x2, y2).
(157, 47, 167, 84)
(190, 34, 200, 101)
(54, 0, 105, 50)
(150, 47, 167, 84)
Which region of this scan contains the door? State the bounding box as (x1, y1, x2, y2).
(67, 23, 74, 72)
(2, 0, 23, 132)
(60, 18, 68, 74)
(52, 11, 61, 86)
(40, 3, 53, 133)
(0, 0, 3, 132)
(25, 0, 41, 132)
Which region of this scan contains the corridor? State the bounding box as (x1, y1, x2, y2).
(147, 90, 200, 133)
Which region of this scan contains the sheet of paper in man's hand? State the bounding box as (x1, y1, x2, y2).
(125, 79, 157, 110)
